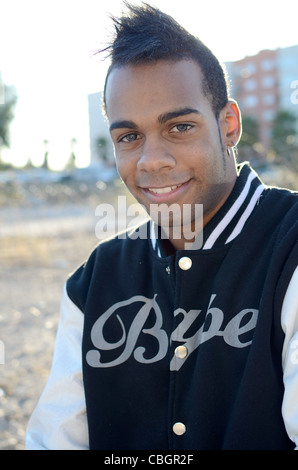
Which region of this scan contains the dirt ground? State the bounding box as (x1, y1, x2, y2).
(0, 231, 98, 450)
(0, 164, 297, 450)
(0, 174, 132, 450)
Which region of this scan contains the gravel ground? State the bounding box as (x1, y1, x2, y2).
(0, 231, 97, 450)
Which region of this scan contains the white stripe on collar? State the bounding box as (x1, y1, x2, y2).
(225, 183, 265, 244)
(150, 221, 162, 257)
(203, 170, 257, 249)
(150, 220, 157, 251)
(149, 166, 266, 255)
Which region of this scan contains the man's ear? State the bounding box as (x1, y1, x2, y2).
(220, 99, 242, 146)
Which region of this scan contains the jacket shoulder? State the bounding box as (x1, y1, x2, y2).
(262, 186, 298, 235)
(66, 221, 150, 312)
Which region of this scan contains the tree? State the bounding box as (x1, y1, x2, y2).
(66, 138, 77, 170)
(97, 136, 109, 163)
(238, 115, 260, 162)
(271, 109, 298, 171)
(0, 83, 17, 156)
(42, 139, 49, 169)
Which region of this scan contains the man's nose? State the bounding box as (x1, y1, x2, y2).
(137, 136, 176, 172)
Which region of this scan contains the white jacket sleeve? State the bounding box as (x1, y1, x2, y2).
(281, 266, 298, 450)
(25, 284, 89, 450)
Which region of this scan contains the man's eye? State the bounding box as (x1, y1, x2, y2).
(119, 133, 139, 143)
(172, 123, 192, 133)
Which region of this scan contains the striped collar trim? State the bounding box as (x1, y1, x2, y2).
(150, 163, 267, 256)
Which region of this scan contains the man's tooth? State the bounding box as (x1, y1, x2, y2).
(149, 183, 182, 194)
(150, 187, 169, 193)
(157, 187, 169, 193)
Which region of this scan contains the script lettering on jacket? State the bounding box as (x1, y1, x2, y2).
(86, 294, 258, 371)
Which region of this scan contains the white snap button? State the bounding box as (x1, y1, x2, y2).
(178, 257, 192, 270)
(173, 422, 186, 436)
(175, 345, 188, 359)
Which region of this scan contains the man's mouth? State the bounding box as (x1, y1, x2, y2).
(147, 183, 184, 194)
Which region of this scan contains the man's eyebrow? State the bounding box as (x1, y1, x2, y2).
(109, 120, 137, 132)
(109, 108, 201, 132)
(158, 107, 201, 124)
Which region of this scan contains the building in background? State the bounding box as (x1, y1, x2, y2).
(87, 92, 115, 168)
(225, 44, 298, 155)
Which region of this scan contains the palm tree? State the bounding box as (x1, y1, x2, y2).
(0, 83, 17, 158)
(42, 139, 49, 169)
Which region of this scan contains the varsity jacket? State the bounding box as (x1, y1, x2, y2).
(25, 163, 298, 450)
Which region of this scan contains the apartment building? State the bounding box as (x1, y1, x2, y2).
(225, 44, 298, 152)
(87, 91, 114, 167)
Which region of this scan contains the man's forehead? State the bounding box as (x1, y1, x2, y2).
(106, 60, 204, 93)
(105, 59, 206, 118)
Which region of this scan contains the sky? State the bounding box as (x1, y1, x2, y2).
(0, 0, 298, 170)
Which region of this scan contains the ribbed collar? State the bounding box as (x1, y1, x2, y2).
(150, 162, 267, 257)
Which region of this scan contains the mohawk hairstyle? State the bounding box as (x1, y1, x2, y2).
(99, 2, 229, 118)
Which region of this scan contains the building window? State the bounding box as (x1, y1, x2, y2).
(243, 95, 259, 108)
(263, 110, 275, 121)
(240, 63, 256, 78)
(261, 76, 275, 88)
(244, 79, 257, 91)
(261, 59, 275, 71)
(262, 94, 275, 105)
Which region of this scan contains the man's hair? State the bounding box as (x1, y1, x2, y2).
(99, 2, 230, 118)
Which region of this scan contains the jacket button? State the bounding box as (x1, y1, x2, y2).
(178, 257, 192, 270)
(175, 345, 188, 359)
(173, 422, 186, 435)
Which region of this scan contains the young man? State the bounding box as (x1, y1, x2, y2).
(26, 3, 298, 450)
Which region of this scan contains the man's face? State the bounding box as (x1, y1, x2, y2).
(105, 60, 240, 239)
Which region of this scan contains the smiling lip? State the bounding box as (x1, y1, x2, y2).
(141, 180, 190, 200)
